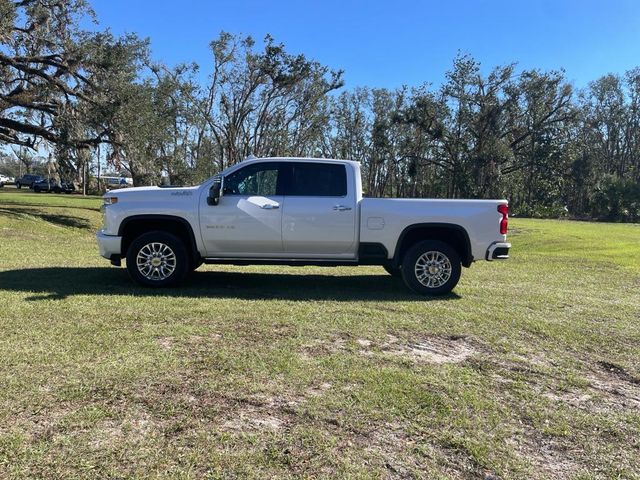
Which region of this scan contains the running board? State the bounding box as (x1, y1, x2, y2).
(202, 258, 359, 267)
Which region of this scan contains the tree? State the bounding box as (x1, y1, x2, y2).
(1, 0, 99, 147)
(504, 70, 575, 213)
(567, 69, 640, 219)
(194, 33, 344, 170)
(11, 145, 39, 174)
(0, 0, 153, 191)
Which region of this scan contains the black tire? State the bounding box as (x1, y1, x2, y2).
(400, 240, 461, 295)
(16, 183, 21, 189)
(126, 231, 189, 287)
(383, 264, 402, 277)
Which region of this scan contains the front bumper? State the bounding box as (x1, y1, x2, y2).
(486, 242, 511, 261)
(96, 230, 122, 260)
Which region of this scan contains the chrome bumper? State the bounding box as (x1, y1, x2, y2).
(486, 242, 511, 261)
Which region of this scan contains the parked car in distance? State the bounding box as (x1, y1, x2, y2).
(32, 179, 56, 193)
(15, 174, 44, 189)
(55, 182, 76, 194)
(97, 157, 511, 295)
(33, 179, 76, 194)
(0, 174, 13, 184)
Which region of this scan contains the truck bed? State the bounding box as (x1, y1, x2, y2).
(359, 198, 508, 262)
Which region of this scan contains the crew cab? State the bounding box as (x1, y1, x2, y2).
(97, 158, 510, 295)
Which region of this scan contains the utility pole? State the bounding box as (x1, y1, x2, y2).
(97, 144, 101, 194)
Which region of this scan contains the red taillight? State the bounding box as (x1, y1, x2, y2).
(498, 204, 508, 235)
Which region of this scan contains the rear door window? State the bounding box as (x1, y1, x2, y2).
(286, 163, 347, 197)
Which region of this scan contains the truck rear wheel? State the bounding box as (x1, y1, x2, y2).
(401, 240, 461, 295)
(126, 231, 189, 287)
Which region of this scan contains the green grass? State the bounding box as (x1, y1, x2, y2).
(1, 186, 639, 479)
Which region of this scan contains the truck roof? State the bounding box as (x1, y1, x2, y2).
(244, 157, 361, 168)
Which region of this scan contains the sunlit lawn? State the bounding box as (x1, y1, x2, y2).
(1, 187, 639, 479)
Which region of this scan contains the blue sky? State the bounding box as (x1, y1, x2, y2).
(92, 0, 640, 90)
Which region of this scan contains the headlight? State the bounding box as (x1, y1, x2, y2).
(103, 197, 118, 205)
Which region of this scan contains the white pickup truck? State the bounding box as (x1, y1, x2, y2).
(97, 157, 510, 295)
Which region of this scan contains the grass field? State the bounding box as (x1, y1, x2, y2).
(0, 186, 639, 479)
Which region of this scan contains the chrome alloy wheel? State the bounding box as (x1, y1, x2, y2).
(136, 242, 177, 281)
(414, 251, 452, 288)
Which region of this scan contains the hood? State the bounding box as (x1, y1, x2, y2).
(106, 185, 200, 195)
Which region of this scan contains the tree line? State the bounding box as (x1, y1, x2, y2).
(1, 0, 639, 221)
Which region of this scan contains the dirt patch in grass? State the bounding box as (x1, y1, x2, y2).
(301, 333, 480, 365)
(221, 403, 287, 432)
(299, 336, 348, 359)
(376, 334, 477, 364)
(537, 359, 640, 413)
(355, 423, 429, 478)
(357, 333, 479, 365)
(542, 390, 594, 408)
(156, 337, 174, 350)
(597, 361, 640, 385)
(90, 409, 157, 449)
(226, 395, 330, 437)
(508, 434, 580, 479)
(305, 382, 332, 398)
(585, 361, 640, 410)
(22, 407, 74, 443)
(155, 333, 223, 351)
(125, 373, 445, 475)
(484, 354, 640, 477)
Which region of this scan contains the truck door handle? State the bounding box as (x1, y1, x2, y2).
(333, 205, 352, 211)
(260, 203, 279, 209)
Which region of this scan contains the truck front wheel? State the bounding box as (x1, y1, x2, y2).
(401, 240, 461, 295)
(126, 231, 189, 287)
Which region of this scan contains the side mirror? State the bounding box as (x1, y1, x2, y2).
(207, 176, 222, 206)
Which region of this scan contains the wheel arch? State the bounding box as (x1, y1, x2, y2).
(118, 215, 200, 264)
(392, 223, 473, 268)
